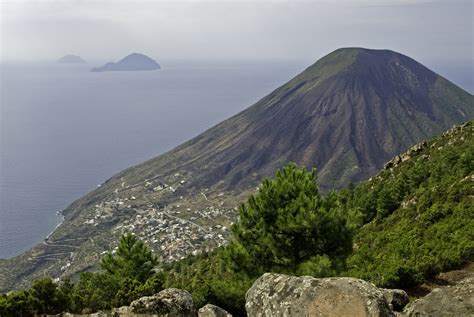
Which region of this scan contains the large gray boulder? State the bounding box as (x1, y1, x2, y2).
(129, 288, 196, 316)
(246, 273, 395, 317)
(198, 304, 232, 317)
(403, 276, 474, 316)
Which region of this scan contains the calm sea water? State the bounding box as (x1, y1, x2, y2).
(0, 61, 306, 259)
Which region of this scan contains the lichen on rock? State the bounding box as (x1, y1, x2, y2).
(245, 273, 395, 317)
(129, 288, 196, 316)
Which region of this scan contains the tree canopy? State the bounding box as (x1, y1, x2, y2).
(224, 163, 352, 275)
(100, 233, 159, 282)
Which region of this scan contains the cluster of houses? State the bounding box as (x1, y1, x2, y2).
(76, 169, 244, 265)
(111, 204, 232, 262)
(29, 173, 245, 283)
(81, 173, 236, 263)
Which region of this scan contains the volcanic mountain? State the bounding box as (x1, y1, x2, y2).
(91, 53, 161, 72)
(109, 47, 473, 191)
(1, 48, 473, 291)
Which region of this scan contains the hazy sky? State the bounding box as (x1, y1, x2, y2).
(1, 0, 473, 66)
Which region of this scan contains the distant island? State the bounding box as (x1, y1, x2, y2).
(57, 54, 87, 64)
(91, 53, 161, 72)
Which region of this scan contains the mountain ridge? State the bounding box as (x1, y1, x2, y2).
(115, 47, 471, 191)
(1, 47, 473, 292)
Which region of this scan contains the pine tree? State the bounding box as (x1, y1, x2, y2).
(225, 163, 352, 275)
(100, 233, 158, 282)
(29, 278, 61, 314)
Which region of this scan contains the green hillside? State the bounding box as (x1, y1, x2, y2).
(162, 120, 474, 314)
(1, 121, 472, 316)
(346, 121, 473, 287)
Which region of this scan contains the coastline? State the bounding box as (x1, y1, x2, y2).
(45, 210, 65, 240)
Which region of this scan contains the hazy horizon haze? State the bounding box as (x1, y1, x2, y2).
(1, 0, 472, 63)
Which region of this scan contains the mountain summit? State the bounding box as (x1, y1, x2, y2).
(1, 48, 473, 291)
(124, 47, 472, 191)
(91, 53, 161, 72)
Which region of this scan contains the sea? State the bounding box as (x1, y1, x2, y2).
(0, 60, 472, 259)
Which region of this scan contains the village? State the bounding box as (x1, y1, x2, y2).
(82, 173, 238, 263)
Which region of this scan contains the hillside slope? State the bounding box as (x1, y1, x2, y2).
(1, 48, 473, 292)
(113, 49, 474, 189)
(346, 121, 474, 287)
(160, 120, 473, 315)
(94, 48, 473, 193)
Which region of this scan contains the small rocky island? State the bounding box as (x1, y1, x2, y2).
(57, 54, 87, 64)
(91, 53, 161, 72)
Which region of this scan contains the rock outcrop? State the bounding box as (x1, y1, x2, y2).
(246, 273, 397, 317)
(403, 275, 474, 316)
(129, 288, 196, 316)
(384, 141, 428, 170)
(52, 271, 474, 316)
(198, 304, 232, 317)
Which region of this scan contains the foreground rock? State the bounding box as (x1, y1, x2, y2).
(403, 275, 474, 316)
(129, 288, 196, 316)
(246, 273, 397, 317)
(198, 304, 232, 317)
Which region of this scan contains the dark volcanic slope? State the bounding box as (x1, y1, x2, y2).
(1, 48, 473, 292)
(111, 48, 473, 191)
